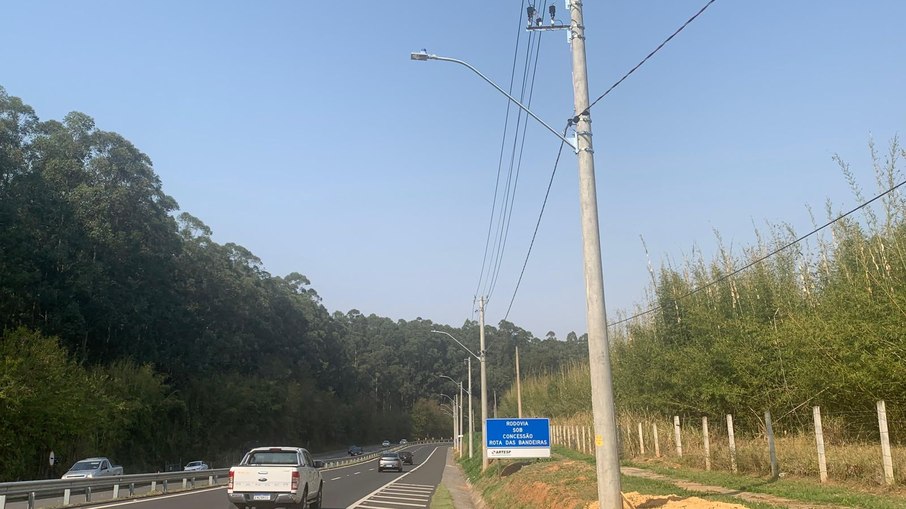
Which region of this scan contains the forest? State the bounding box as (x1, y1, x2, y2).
(0, 87, 589, 480)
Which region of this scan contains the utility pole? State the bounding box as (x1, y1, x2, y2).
(468, 357, 474, 459)
(479, 296, 489, 471)
(568, 0, 622, 506)
(515, 345, 523, 418)
(459, 381, 464, 456)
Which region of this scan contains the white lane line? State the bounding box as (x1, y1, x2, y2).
(354, 471, 362, 475)
(372, 494, 430, 502)
(74, 486, 226, 508)
(359, 505, 404, 509)
(347, 446, 442, 508)
(383, 486, 434, 492)
(331, 476, 343, 480)
(394, 483, 434, 488)
(365, 500, 425, 508)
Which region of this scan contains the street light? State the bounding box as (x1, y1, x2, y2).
(435, 393, 458, 445)
(415, 27, 624, 507)
(431, 330, 479, 464)
(410, 51, 576, 151)
(437, 375, 472, 458)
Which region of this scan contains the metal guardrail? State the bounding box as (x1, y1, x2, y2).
(0, 439, 454, 509)
(0, 469, 228, 509)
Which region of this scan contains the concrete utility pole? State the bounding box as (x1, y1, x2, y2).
(468, 357, 474, 459)
(568, 0, 622, 506)
(479, 296, 489, 471)
(458, 380, 464, 456)
(515, 345, 523, 418)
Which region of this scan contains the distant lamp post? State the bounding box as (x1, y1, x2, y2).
(431, 329, 481, 464)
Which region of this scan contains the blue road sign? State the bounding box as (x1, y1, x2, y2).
(486, 418, 551, 458)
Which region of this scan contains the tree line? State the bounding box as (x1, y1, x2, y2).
(0, 87, 588, 480)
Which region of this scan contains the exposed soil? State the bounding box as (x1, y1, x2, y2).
(618, 492, 749, 509)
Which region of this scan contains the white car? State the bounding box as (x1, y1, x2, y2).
(184, 460, 209, 471)
(381, 440, 390, 447)
(227, 447, 324, 509)
(399, 439, 408, 445)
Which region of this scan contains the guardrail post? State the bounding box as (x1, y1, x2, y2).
(190, 477, 196, 489)
(214, 474, 219, 484)
(113, 484, 120, 499)
(27, 492, 35, 509)
(208, 475, 214, 486)
(0, 494, 6, 509)
(151, 481, 157, 492)
(85, 486, 92, 502)
(64, 489, 71, 505)
(182, 478, 187, 490)
(129, 482, 135, 496)
(163, 479, 168, 494)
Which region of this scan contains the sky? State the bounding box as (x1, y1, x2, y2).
(3, 1, 905, 340)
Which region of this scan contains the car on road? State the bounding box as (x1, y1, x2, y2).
(227, 446, 324, 509)
(378, 452, 403, 472)
(62, 457, 123, 479)
(183, 460, 209, 471)
(381, 440, 391, 447)
(398, 451, 413, 465)
(347, 445, 363, 456)
(399, 438, 408, 445)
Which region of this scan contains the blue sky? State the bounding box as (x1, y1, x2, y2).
(4, 1, 905, 339)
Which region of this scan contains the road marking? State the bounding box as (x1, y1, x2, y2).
(347, 446, 442, 508)
(331, 476, 343, 480)
(354, 471, 362, 475)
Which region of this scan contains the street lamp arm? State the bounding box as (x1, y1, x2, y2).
(438, 374, 472, 396)
(412, 52, 577, 151)
(431, 330, 481, 360)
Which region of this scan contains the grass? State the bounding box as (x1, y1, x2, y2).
(429, 484, 455, 509)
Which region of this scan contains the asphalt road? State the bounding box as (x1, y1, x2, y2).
(14, 444, 449, 509)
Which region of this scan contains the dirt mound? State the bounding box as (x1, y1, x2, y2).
(595, 492, 749, 509)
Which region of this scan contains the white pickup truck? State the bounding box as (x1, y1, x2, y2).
(227, 447, 324, 509)
(61, 457, 123, 479)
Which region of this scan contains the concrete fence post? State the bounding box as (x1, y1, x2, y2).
(674, 416, 683, 457)
(727, 414, 737, 473)
(877, 400, 895, 485)
(703, 416, 711, 471)
(653, 423, 661, 457)
(813, 406, 828, 483)
(638, 422, 645, 455)
(765, 410, 779, 478)
(113, 484, 120, 499)
(64, 489, 71, 505)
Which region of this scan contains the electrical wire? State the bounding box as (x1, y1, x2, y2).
(504, 121, 572, 321)
(487, 16, 546, 301)
(610, 179, 906, 327)
(576, 0, 718, 120)
(475, 1, 528, 307)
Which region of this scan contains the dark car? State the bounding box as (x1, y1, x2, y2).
(378, 452, 402, 472)
(398, 451, 413, 465)
(348, 446, 363, 456)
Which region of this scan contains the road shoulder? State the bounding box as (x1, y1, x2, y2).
(440, 448, 481, 509)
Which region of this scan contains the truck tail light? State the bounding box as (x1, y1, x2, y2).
(291, 470, 299, 492)
(228, 470, 234, 491)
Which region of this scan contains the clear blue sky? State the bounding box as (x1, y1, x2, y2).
(4, 1, 904, 339)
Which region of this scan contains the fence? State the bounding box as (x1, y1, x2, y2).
(552, 400, 905, 486)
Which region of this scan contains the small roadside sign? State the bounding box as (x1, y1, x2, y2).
(486, 418, 550, 458)
(49, 451, 55, 467)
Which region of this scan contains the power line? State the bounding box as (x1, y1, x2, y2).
(610, 179, 906, 327)
(504, 121, 572, 321)
(475, 1, 529, 305)
(577, 0, 718, 120)
(488, 18, 546, 301)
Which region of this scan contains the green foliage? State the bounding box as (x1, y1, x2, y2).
(0, 86, 588, 480)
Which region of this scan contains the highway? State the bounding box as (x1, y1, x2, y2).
(10, 444, 449, 509)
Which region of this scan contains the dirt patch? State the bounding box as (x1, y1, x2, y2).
(617, 492, 749, 509)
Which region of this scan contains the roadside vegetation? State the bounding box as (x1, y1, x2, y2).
(0, 86, 591, 480)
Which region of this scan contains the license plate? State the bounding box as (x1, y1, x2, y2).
(253, 494, 271, 501)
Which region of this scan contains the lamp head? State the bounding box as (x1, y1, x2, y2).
(410, 50, 430, 61)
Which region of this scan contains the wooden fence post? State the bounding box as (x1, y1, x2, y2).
(813, 406, 828, 483)
(877, 400, 895, 485)
(638, 423, 645, 455)
(703, 416, 711, 471)
(653, 423, 661, 457)
(674, 416, 683, 457)
(727, 414, 737, 473)
(765, 410, 778, 478)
